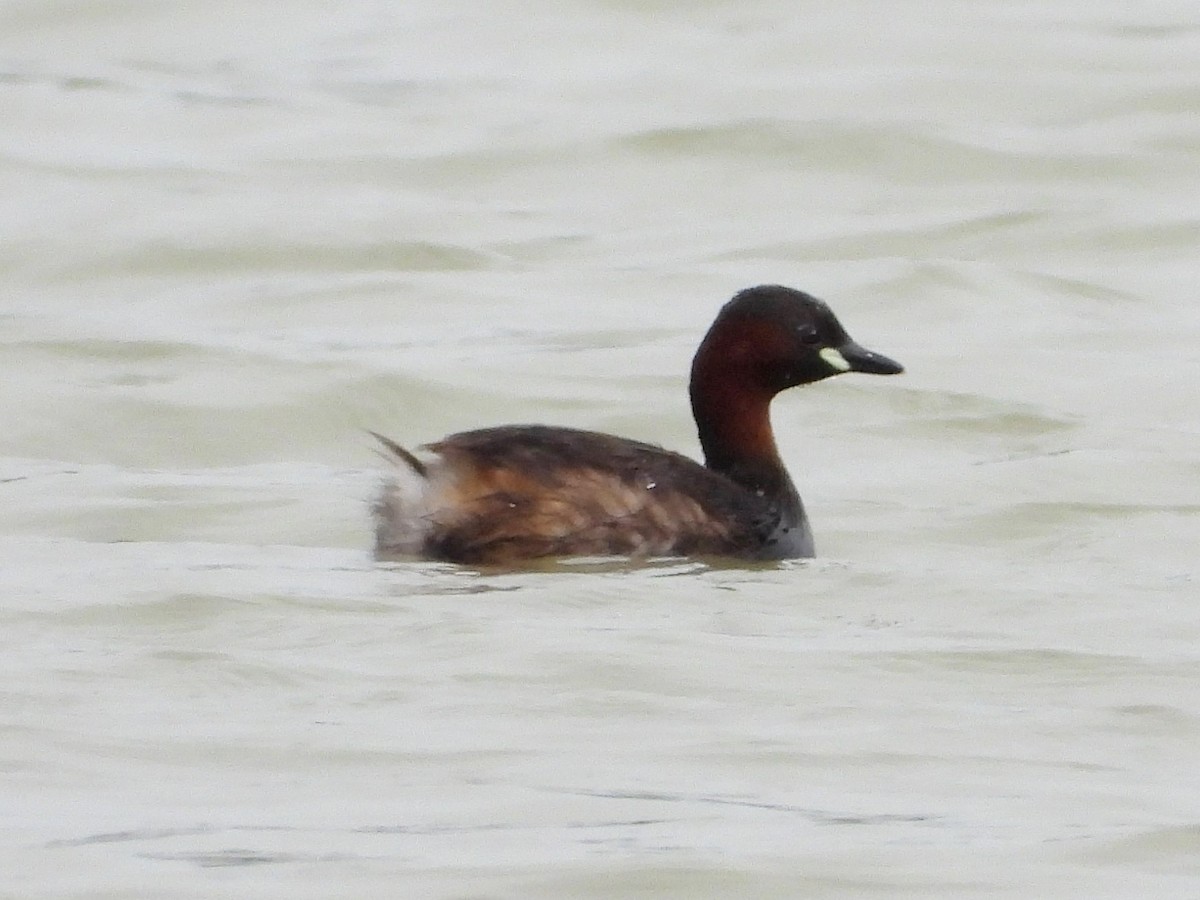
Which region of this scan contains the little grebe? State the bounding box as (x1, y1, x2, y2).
(373, 284, 902, 564)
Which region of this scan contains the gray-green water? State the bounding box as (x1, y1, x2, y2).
(3, 1, 1199, 896)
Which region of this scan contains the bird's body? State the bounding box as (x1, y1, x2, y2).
(373, 285, 902, 565)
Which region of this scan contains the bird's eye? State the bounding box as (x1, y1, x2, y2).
(798, 326, 822, 345)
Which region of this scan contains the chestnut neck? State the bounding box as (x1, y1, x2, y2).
(689, 367, 800, 512)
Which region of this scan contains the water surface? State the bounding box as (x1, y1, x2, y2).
(2, 1, 1199, 896)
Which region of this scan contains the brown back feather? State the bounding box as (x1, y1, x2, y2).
(416, 426, 780, 564)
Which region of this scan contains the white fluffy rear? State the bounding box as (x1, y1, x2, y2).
(372, 447, 439, 559)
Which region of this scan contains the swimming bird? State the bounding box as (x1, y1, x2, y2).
(373, 284, 902, 564)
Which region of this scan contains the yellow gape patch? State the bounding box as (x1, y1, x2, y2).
(819, 347, 851, 372)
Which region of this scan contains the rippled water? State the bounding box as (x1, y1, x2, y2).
(3, 1, 1199, 896)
